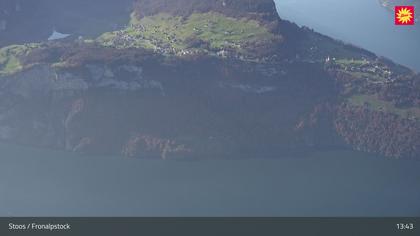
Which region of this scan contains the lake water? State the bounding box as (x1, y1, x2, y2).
(275, 0, 420, 72)
(0, 143, 419, 217)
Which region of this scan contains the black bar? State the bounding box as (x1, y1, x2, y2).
(1, 218, 419, 236)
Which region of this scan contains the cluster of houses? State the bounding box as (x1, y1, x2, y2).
(327, 57, 395, 84)
(106, 23, 180, 54)
(108, 29, 139, 48)
(103, 22, 277, 64)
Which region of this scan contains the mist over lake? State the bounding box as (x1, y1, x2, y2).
(1, 143, 420, 217)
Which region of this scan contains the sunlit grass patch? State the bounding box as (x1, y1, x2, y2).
(0, 44, 41, 76)
(97, 12, 280, 56)
(348, 94, 420, 120)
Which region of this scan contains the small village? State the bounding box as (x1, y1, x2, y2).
(326, 57, 396, 85)
(97, 14, 281, 64)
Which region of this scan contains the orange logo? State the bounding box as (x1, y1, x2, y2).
(395, 6, 415, 25)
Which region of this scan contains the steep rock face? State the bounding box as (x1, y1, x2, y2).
(122, 133, 192, 159)
(0, 0, 419, 159)
(0, 39, 337, 158)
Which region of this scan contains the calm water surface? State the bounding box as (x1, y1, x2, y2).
(0, 143, 419, 217)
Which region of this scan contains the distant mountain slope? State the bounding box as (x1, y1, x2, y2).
(0, 0, 133, 47)
(380, 0, 420, 8)
(0, 0, 419, 159)
(380, 0, 420, 20)
(134, 0, 279, 20)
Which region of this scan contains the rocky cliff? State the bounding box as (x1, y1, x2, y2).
(0, 0, 419, 159)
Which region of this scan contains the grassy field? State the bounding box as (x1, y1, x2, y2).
(333, 58, 392, 82)
(335, 59, 369, 66)
(97, 12, 279, 55)
(348, 94, 420, 120)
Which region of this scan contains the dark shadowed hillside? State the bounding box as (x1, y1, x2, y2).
(0, 0, 133, 47)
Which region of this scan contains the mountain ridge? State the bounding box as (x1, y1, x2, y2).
(134, 0, 279, 20)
